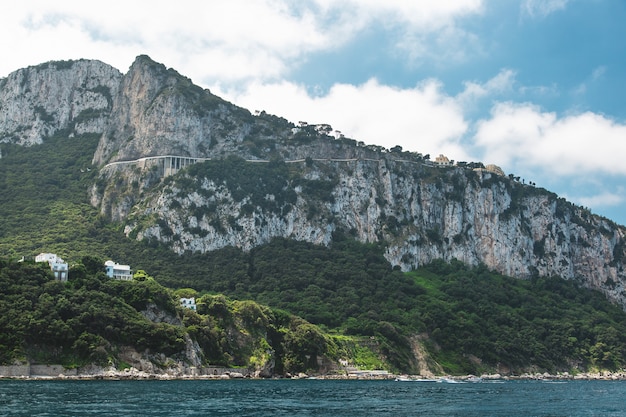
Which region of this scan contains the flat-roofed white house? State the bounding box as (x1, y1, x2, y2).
(35, 253, 69, 282)
(104, 260, 133, 280)
(180, 297, 197, 310)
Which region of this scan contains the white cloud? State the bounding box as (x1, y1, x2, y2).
(369, 1, 485, 66)
(573, 190, 624, 209)
(0, 0, 479, 164)
(592, 66, 607, 81)
(0, 0, 484, 83)
(315, 0, 483, 29)
(395, 25, 484, 68)
(518, 83, 560, 98)
(1, 0, 337, 82)
(1, 1, 624, 225)
(521, 0, 569, 18)
(572, 66, 608, 98)
(572, 84, 587, 97)
(217, 78, 470, 159)
(474, 102, 626, 176)
(457, 69, 516, 105)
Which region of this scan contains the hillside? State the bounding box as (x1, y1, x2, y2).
(1, 137, 625, 375)
(0, 258, 352, 376)
(2, 55, 623, 307)
(2, 251, 626, 376)
(1, 55, 626, 375)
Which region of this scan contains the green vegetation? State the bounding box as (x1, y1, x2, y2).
(155, 156, 336, 219)
(34, 60, 76, 72)
(2, 131, 626, 375)
(5, 244, 625, 374)
(170, 239, 626, 374)
(138, 54, 248, 120)
(0, 258, 185, 367)
(0, 134, 104, 258)
(72, 108, 106, 126)
(196, 295, 339, 373)
(332, 335, 386, 370)
(88, 85, 113, 108)
(107, 231, 626, 374)
(0, 258, 342, 374)
(412, 260, 626, 374)
(185, 156, 297, 210)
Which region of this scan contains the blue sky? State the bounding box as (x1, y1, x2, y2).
(2, 0, 626, 226)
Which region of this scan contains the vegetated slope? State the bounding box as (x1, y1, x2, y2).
(104, 151, 626, 309)
(159, 237, 626, 375)
(0, 134, 127, 259)
(0, 258, 345, 376)
(411, 260, 626, 374)
(0, 259, 189, 368)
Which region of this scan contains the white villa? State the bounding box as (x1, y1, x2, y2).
(35, 253, 69, 282)
(104, 260, 133, 280)
(180, 297, 197, 311)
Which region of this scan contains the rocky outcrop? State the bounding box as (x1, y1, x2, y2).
(115, 155, 626, 308)
(139, 303, 203, 368)
(91, 55, 257, 165)
(0, 59, 121, 145)
(141, 303, 182, 326)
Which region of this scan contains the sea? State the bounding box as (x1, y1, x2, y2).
(1, 379, 625, 416)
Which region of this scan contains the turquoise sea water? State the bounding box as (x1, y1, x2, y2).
(1, 379, 624, 416)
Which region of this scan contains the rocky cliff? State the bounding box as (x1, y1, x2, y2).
(0, 59, 120, 145)
(116, 155, 625, 309)
(1, 55, 625, 309)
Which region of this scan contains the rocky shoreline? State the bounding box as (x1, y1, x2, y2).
(2, 366, 626, 381)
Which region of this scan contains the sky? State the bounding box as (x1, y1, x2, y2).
(2, 0, 626, 226)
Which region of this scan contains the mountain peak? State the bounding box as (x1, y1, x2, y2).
(0, 59, 121, 146)
(128, 54, 176, 80)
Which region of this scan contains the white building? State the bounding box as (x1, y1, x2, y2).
(104, 260, 133, 280)
(180, 297, 197, 311)
(35, 253, 68, 282)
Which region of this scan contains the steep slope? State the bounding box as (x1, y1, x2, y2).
(1, 55, 625, 310)
(92, 55, 260, 165)
(0, 59, 120, 145)
(108, 155, 626, 309)
(90, 55, 367, 166)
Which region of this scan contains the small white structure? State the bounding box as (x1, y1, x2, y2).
(104, 260, 133, 280)
(180, 297, 197, 311)
(35, 253, 68, 282)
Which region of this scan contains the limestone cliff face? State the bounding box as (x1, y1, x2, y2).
(0, 60, 121, 145)
(2, 55, 625, 310)
(116, 156, 625, 308)
(91, 55, 258, 165)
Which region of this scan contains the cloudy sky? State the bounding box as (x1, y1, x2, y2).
(2, 0, 626, 226)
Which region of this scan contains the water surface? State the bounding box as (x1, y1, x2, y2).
(1, 379, 624, 416)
